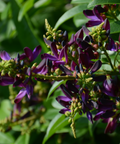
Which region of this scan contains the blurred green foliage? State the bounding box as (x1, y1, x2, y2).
(0, 0, 120, 144)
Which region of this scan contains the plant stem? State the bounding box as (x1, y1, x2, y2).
(34, 73, 76, 81)
(102, 47, 115, 71)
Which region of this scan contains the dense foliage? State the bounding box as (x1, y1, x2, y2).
(1, 0, 120, 144)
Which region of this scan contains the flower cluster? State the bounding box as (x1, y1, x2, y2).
(0, 4, 120, 138)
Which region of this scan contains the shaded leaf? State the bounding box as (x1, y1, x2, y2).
(11, 0, 47, 52)
(110, 21, 120, 34)
(55, 4, 88, 29)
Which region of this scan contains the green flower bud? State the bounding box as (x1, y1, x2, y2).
(65, 111, 71, 117)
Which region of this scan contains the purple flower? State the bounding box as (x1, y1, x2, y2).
(83, 5, 106, 27)
(14, 68, 34, 103)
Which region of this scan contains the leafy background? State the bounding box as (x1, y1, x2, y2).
(0, 0, 120, 144)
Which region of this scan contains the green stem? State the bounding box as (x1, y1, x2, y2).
(102, 47, 115, 71)
(33, 73, 76, 81)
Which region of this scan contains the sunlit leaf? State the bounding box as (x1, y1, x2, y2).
(0, 0, 6, 12)
(47, 80, 66, 99)
(55, 4, 88, 29)
(0, 132, 15, 144)
(34, 0, 51, 8)
(73, 13, 88, 27)
(71, 0, 91, 4)
(15, 134, 30, 144)
(18, 0, 34, 21)
(42, 114, 68, 144)
(88, 0, 120, 7)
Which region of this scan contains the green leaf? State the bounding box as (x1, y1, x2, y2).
(18, 0, 34, 21)
(55, 4, 88, 29)
(34, 0, 51, 8)
(42, 114, 68, 144)
(11, 0, 47, 52)
(88, 0, 120, 7)
(0, 0, 6, 12)
(73, 13, 88, 27)
(0, 132, 15, 144)
(15, 134, 30, 144)
(110, 21, 120, 34)
(71, 0, 91, 4)
(0, 100, 12, 120)
(47, 80, 66, 99)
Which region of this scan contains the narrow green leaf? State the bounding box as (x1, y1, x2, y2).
(71, 0, 91, 4)
(42, 112, 81, 144)
(47, 80, 66, 99)
(88, 0, 120, 7)
(0, 132, 15, 144)
(15, 134, 30, 144)
(55, 4, 88, 29)
(42, 114, 68, 144)
(0, 0, 6, 12)
(110, 21, 120, 34)
(34, 0, 51, 8)
(11, 0, 47, 52)
(18, 0, 34, 21)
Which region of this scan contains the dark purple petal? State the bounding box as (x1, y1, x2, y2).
(85, 47, 95, 59)
(103, 18, 110, 31)
(81, 91, 89, 103)
(94, 111, 105, 121)
(87, 111, 93, 124)
(59, 108, 71, 114)
(68, 34, 75, 45)
(66, 81, 78, 93)
(56, 97, 70, 108)
(0, 76, 14, 86)
(26, 85, 33, 99)
(83, 10, 99, 20)
(80, 53, 90, 68)
(86, 20, 102, 27)
(50, 42, 59, 58)
(24, 47, 33, 61)
(92, 75, 106, 82)
(64, 45, 68, 63)
(93, 5, 103, 21)
(14, 89, 27, 103)
(75, 28, 83, 40)
(44, 38, 52, 46)
(71, 61, 77, 71)
(59, 47, 65, 60)
(101, 111, 116, 119)
(82, 26, 90, 36)
(56, 96, 71, 102)
(60, 84, 73, 99)
(59, 64, 72, 75)
(32, 45, 42, 61)
(33, 59, 46, 73)
(42, 53, 57, 61)
(0, 51, 11, 60)
(107, 37, 117, 51)
(90, 60, 102, 73)
(104, 118, 117, 133)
